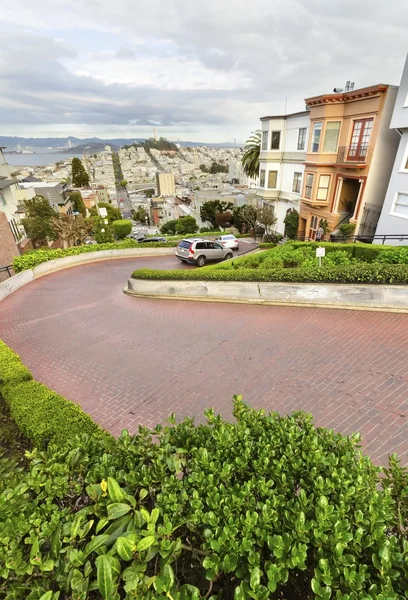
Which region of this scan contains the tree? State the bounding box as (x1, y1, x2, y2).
(89, 202, 121, 224)
(241, 205, 259, 240)
(232, 206, 246, 233)
(175, 216, 198, 235)
(144, 189, 155, 198)
(21, 196, 58, 247)
(199, 164, 209, 173)
(91, 216, 114, 243)
(69, 191, 86, 217)
(160, 219, 178, 235)
(242, 130, 261, 178)
(51, 214, 92, 248)
(257, 205, 277, 239)
(215, 211, 232, 231)
(71, 157, 90, 187)
(132, 206, 148, 223)
(112, 219, 132, 239)
(210, 162, 228, 174)
(120, 180, 128, 188)
(283, 209, 299, 240)
(200, 200, 234, 229)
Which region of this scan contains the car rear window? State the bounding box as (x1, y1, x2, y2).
(224, 235, 235, 240)
(178, 241, 191, 249)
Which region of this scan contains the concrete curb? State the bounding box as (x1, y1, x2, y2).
(125, 278, 408, 313)
(0, 248, 175, 302)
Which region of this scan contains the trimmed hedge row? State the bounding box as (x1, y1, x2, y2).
(132, 263, 408, 284)
(13, 239, 178, 272)
(290, 241, 398, 262)
(0, 340, 107, 447)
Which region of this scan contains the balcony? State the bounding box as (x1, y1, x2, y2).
(336, 145, 369, 167)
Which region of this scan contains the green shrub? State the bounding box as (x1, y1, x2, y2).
(13, 240, 178, 272)
(0, 341, 32, 387)
(283, 209, 299, 239)
(2, 397, 408, 598)
(258, 242, 276, 249)
(175, 216, 198, 235)
(2, 380, 102, 447)
(338, 222, 356, 236)
(290, 241, 398, 263)
(200, 226, 221, 233)
(375, 247, 408, 264)
(131, 263, 408, 284)
(112, 219, 132, 239)
(161, 219, 178, 234)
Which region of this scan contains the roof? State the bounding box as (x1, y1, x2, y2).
(0, 179, 17, 189)
(305, 84, 394, 107)
(260, 110, 309, 121)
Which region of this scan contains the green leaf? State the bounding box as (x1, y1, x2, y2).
(150, 507, 160, 525)
(84, 534, 110, 557)
(162, 564, 175, 591)
(39, 593, 53, 600)
(107, 503, 132, 520)
(224, 553, 238, 573)
(39, 559, 55, 572)
(139, 489, 149, 500)
(50, 525, 61, 559)
(137, 536, 156, 552)
(116, 536, 136, 561)
(96, 555, 115, 599)
(107, 477, 125, 502)
(250, 567, 261, 590)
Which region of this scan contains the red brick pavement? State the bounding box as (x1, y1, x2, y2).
(1, 254, 408, 464)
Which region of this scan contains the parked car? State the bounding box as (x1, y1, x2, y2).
(138, 236, 167, 243)
(216, 234, 239, 250)
(176, 238, 234, 267)
(83, 237, 97, 245)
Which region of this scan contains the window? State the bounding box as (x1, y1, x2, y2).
(268, 171, 278, 188)
(401, 145, 408, 172)
(323, 122, 341, 152)
(260, 169, 266, 187)
(309, 215, 319, 240)
(316, 175, 330, 201)
(348, 118, 373, 159)
(271, 131, 281, 150)
(305, 174, 314, 199)
(297, 128, 307, 150)
(292, 172, 302, 193)
(392, 192, 408, 218)
(261, 131, 268, 151)
(311, 122, 322, 152)
(0, 191, 5, 207)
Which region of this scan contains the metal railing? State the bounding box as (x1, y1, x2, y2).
(337, 144, 369, 164)
(295, 234, 408, 245)
(0, 265, 14, 278)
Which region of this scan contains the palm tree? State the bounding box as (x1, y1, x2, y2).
(242, 130, 261, 178)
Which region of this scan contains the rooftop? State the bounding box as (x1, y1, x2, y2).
(305, 84, 396, 107)
(260, 110, 309, 121)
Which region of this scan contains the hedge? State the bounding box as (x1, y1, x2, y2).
(2, 397, 408, 598)
(13, 239, 178, 272)
(132, 263, 408, 284)
(290, 241, 398, 262)
(0, 340, 108, 447)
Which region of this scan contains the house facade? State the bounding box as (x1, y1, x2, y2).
(299, 84, 399, 240)
(0, 147, 34, 240)
(375, 55, 408, 244)
(257, 111, 310, 234)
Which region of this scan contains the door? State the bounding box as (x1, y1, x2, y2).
(205, 241, 223, 260)
(347, 118, 373, 161)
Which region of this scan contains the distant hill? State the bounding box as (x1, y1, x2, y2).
(58, 142, 120, 154)
(0, 136, 242, 151)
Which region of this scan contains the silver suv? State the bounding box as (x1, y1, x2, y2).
(176, 238, 234, 267)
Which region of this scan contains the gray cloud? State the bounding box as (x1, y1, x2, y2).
(1, 0, 407, 140)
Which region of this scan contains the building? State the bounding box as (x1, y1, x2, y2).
(375, 56, 408, 244)
(0, 211, 21, 278)
(299, 84, 399, 240)
(156, 172, 176, 196)
(18, 182, 74, 215)
(257, 111, 310, 233)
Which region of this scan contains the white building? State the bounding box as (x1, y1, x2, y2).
(228, 160, 258, 187)
(0, 147, 34, 239)
(375, 55, 408, 244)
(257, 111, 310, 233)
(156, 172, 176, 196)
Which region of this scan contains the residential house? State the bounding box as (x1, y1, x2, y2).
(375, 55, 408, 244)
(0, 147, 34, 240)
(257, 111, 310, 233)
(299, 84, 399, 240)
(19, 181, 74, 215)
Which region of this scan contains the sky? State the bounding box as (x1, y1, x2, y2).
(1, 0, 407, 143)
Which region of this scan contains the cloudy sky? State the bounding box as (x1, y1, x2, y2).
(1, 0, 407, 143)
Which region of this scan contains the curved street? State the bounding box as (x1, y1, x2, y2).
(1, 251, 408, 464)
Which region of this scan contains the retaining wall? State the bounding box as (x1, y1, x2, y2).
(126, 278, 408, 312)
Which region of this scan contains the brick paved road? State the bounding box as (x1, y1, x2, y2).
(1, 253, 408, 464)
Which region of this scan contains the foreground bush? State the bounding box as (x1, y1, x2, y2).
(1, 398, 408, 599)
(13, 239, 178, 272)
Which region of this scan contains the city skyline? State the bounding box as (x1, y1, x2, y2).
(2, 0, 407, 142)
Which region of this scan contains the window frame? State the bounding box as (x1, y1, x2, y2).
(297, 128, 307, 151)
(261, 131, 268, 151)
(292, 172, 302, 193)
(268, 170, 278, 189)
(390, 190, 408, 220)
(304, 173, 314, 199)
(322, 121, 341, 153)
(316, 174, 331, 201)
(270, 131, 281, 150)
(259, 169, 266, 188)
(400, 143, 408, 173)
(348, 118, 373, 160)
(311, 122, 322, 153)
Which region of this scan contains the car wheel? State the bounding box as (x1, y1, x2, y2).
(225, 252, 233, 261)
(196, 255, 206, 267)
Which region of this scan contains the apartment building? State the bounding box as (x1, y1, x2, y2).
(257, 111, 310, 233)
(299, 84, 399, 240)
(156, 172, 176, 196)
(375, 55, 408, 244)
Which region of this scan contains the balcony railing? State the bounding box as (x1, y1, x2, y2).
(337, 144, 369, 164)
